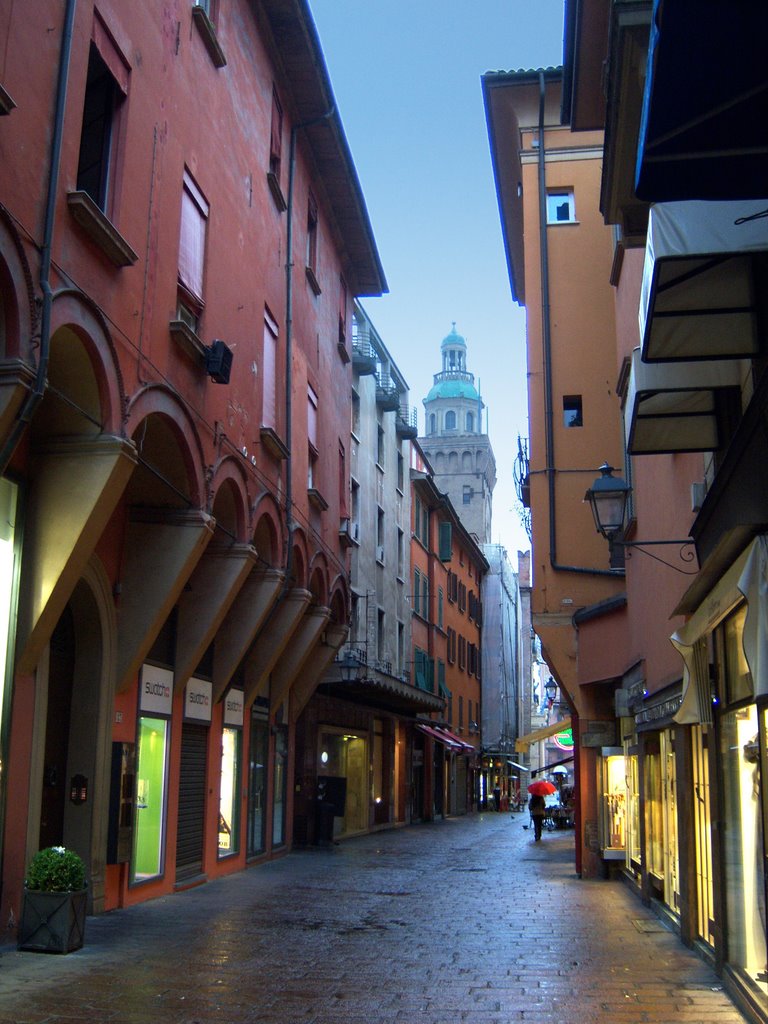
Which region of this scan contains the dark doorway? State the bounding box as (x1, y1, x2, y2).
(40, 606, 75, 849)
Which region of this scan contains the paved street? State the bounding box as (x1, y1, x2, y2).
(0, 813, 747, 1024)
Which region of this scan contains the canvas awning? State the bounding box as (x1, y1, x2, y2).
(515, 717, 572, 753)
(624, 347, 742, 455)
(639, 200, 768, 364)
(635, 0, 768, 202)
(671, 542, 754, 724)
(416, 723, 462, 751)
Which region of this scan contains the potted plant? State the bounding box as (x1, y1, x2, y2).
(17, 846, 87, 953)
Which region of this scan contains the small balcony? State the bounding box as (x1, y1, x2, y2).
(395, 404, 418, 439)
(375, 374, 400, 412)
(351, 331, 377, 375)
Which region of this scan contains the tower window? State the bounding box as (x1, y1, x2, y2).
(445, 410, 456, 430)
(563, 395, 583, 427)
(429, 413, 436, 435)
(466, 412, 474, 432)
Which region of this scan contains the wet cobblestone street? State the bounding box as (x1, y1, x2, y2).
(0, 813, 748, 1023)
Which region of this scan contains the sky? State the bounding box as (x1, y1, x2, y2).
(308, 0, 565, 560)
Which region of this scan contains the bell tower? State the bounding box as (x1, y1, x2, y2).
(419, 324, 496, 543)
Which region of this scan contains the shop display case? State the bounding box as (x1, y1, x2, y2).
(599, 746, 627, 860)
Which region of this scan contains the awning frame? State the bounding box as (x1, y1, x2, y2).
(515, 717, 572, 753)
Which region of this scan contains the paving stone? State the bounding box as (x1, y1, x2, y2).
(0, 815, 749, 1024)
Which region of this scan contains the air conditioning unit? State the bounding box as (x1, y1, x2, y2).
(376, 545, 385, 563)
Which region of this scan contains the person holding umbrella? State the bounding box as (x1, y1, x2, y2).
(528, 780, 557, 841)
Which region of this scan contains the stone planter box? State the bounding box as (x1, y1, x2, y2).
(17, 888, 87, 953)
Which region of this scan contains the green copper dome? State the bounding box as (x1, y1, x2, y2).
(425, 378, 479, 402)
(441, 323, 466, 349)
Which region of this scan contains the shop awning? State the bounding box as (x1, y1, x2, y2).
(515, 717, 572, 753)
(671, 542, 752, 724)
(635, 0, 768, 202)
(737, 535, 768, 700)
(435, 726, 475, 753)
(639, 200, 768, 364)
(624, 347, 741, 455)
(416, 723, 462, 750)
(531, 755, 574, 777)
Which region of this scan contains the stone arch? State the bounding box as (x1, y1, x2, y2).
(448, 450, 459, 472)
(24, 289, 127, 442)
(125, 385, 207, 508)
(462, 450, 473, 472)
(429, 413, 436, 435)
(251, 491, 282, 568)
(26, 554, 117, 917)
(434, 451, 445, 472)
(328, 575, 348, 625)
(289, 529, 308, 589)
(0, 206, 36, 361)
(209, 457, 250, 541)
(308, 554, 329, 607)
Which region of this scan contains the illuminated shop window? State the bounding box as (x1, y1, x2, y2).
(218, 727, 241, 856)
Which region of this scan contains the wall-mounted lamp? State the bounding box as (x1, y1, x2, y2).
(584, 462, 696, 573)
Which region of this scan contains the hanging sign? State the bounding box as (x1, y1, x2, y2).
(185, 677, 212, 723)
(139, 664, 173, 716)
(552, 727, 574, 752)
(223, 689, 244, 728)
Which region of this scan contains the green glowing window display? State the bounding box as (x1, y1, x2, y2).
(131, 715, 169, 882)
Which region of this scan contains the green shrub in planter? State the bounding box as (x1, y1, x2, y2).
(25, 846, 86, 892)
(19, 847, 87, 953)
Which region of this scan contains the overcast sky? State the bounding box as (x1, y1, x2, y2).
(309, 1, 565, 560)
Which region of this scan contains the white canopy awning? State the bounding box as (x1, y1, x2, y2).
(624, 347, 742, 455)
(672, 539, 768, 724)
(639, 200, 768, 363)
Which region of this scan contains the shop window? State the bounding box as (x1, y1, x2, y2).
(218, 727, 241, 857)
(691, 724, 715, 947)
(247, 707, 269, 856)
(719, 703, 766, 992)
(131, 711, 170, 884)
(723, 603, 753, 704)
(272, 724, 288, 847)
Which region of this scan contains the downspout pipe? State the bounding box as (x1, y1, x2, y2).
(537, 71, 616, 579)
(0, 0, 78, 475)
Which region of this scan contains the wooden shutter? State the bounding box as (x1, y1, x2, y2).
(438, 521, 452, 561)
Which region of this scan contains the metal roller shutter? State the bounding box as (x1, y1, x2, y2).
(176, 723, 207, 880)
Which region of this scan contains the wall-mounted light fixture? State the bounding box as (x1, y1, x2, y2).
(584, 463, 696, 573)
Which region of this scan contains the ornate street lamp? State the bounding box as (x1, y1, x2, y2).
(584, 463, 631, 540)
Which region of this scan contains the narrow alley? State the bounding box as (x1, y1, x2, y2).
(0, 814, 747, 1024)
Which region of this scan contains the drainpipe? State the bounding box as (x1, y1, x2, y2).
(0, 0, 78, 475)
(537, 70, 615, 579)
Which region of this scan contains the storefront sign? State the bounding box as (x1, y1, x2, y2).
(185, 677, 212, 722)
(223, 689, 244, 727)
(139, 664, 173, 716)
(552, 727, 574, 751)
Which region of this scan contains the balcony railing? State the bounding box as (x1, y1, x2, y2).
(396, 404, 418, 439)
(375, 373, 400, 411)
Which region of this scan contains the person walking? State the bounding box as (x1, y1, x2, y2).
(529, 792, 546, 840)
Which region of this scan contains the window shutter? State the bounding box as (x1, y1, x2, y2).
(438, 521, 452, 561)
(307, 385, 318, 448)
(270, 88, 282, 164)
(262, 316, 277, 429)
(178, 171, 209, 301)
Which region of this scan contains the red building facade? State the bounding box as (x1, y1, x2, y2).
(0, 0, 384, 927)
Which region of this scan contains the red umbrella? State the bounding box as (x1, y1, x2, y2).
(528, 780, 557, 796)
